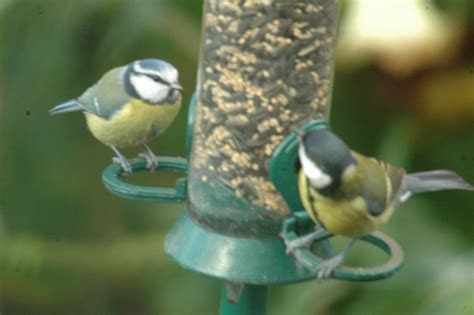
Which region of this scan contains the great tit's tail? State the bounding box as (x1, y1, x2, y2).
(48, 100, 82, 115)
(399, 170, 473, 202)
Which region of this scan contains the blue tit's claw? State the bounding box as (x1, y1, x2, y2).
(315, 254, 344, 280)
(138, 151, 159, 171)
(109, 145, 132, 175)
(139, 143, 159, 171)
(112, 157, 132, 176)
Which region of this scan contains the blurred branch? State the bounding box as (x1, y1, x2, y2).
(0, 232, 168, 277)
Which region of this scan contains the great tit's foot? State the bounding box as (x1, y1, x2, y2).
(284, 238, 312, 255)
(112, 156, 132, 175)
(283, 229, 327, 255)
(139, 143, 159, 171)
(314, 238, 358, 280)
(314, 254, 344, 280)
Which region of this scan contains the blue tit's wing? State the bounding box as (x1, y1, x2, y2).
(76, 84, 99, 113)
(49, 99, 83, 115)
(77, 67, 130, 120)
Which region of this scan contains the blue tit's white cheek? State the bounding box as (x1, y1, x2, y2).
(160, 67, 178, 84)
(130, 74, 169, 104)
(298, 146, 332, 189)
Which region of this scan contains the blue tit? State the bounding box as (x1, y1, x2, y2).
(49, 59, 183, 174)
(286, 128, 473, 279)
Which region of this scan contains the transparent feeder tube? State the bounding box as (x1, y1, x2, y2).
(188, 0, 339, 236)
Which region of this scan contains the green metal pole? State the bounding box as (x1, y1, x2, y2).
(220, 284, 267, 315)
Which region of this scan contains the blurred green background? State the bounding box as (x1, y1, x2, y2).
(0, 0, 473, 314)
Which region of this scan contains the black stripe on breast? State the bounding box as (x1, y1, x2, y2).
(306, 177, 325, 228)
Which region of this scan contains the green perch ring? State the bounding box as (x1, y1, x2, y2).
(102, 92, 194, 203)
(280, 212, 404, 281)
(102, 157, 188, 202)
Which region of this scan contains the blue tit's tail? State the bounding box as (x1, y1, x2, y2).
(399, 170, 473, 202)
(48, 100, 83, 115)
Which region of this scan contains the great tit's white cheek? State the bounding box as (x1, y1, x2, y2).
(298, 146, 332, 189)
(131, 74, 169, 104)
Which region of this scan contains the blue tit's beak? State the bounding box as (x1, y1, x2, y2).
(172, 82, 183, 91)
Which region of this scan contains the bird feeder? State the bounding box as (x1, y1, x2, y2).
(102, 1, 404, 314)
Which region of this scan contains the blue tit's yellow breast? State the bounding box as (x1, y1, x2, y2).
(298, 170, 393, 238)
(84, 96, 181, 148)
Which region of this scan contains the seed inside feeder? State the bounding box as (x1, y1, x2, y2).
(189, 0, 338, 230)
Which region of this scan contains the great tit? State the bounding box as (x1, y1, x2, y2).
(286, 128, 473, 279)
(49, 59, 183, 174)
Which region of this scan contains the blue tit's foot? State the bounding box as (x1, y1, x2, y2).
(283, 228, 327, 255)
(314, 238, 358, 280)
(139, 143, 159, 171)
(138, 151, 158, 170)
(112, 156, 132, 175)
(109, 145, 132, 175)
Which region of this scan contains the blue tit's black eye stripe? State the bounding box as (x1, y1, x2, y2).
(150, 75, 167, 85)
(124, 64, 140, 99)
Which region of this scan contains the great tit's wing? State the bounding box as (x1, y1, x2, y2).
(380, 160, 405, 203)
(399, 170, 473, 202)
(77, 67, 129, 120)
(351, 152, 404, 216)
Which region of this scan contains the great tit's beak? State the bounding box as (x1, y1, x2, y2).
(292, 127, 305, 140)
(172, 82, 183, 91)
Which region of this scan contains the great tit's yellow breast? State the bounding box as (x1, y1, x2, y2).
(314, 195, 379, 237)
(84, 96, 181, 148)
(298, 171, 391, 238)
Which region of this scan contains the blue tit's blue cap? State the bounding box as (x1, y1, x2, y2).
(132, 59, 178, 79)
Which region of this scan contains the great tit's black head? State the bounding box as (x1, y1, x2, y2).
(124, 59, 182, 105)
(297, 129, 357, 193)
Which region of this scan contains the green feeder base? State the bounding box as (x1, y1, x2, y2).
(164, 213, 317, 285)
(220, 284, 267, 315)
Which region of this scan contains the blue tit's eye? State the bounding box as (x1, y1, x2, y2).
(150, 75, 166, 84)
